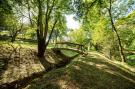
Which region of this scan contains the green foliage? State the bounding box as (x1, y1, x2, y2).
(0, 0, 13, 29)
(116, 10, 135, 49)
(127, 55, 135, 66)
(92, 17, 109, 44)
(5, 14, 18, 27)
(22, 27, 36, 39)
(68, 28, 87, 44)
(1, 0, 135, 88)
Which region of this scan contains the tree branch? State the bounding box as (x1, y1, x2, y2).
(108, 0, 126, 62)
(46, 18, 58, 46)
(44, 0, 50, 41)
(85, 0, 98, 17)
(47, 0, 56, 20)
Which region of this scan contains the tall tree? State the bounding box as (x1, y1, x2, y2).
(108, 0, 126, 62)
(36, 0, 69, 57)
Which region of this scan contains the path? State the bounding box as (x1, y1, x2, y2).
(25, 52, 135, 89)
(0, 44, 135, 89)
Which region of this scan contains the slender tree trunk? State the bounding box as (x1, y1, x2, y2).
(26, 0, 33, 27)
(37, 0, 45, 57)
(11, 31, 18, 42)
(37, 30, 45, 57)
(108, 0, 126, 62)
(37, 0, 56, 56)
(11, 36, 16, 42)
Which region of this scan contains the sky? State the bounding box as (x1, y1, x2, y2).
(22, 14, 80, 29)
(65, 14, 80, 29)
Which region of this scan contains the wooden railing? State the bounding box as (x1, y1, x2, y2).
(54, 42, 85, 52)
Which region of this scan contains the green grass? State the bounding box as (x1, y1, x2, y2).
(0, 40, 37, 49)
(61, 50, 79, 57)
(25, 52, 135, 89)
(127, 55, 135, 66)
(0, 44, 44, 85)
(0, 40, 135, 89)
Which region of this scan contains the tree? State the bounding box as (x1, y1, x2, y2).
(50, 16, 67, 43)
(116, 10, 135, 49)
(68, 28, 86, 44)
(0, 0, 28, 42)
(36, 0, 71, 57)
(108, 0, 126, 62)
(4, 14, 23, 42)
(0, 0, 13, 30)
(72, 0, 135, 62)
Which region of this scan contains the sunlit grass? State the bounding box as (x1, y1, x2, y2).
(0, 40, 37, 49)
(127, 55, 135, 66)
(0, 40, 135, 89)
(25, 52, 135, 89)
(61, 50, 79, 57)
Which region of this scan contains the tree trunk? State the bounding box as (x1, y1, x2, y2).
(108, 0, 126, 62)
(11, 32, 17, 42)
(27, 0, 33, 27)
(94, 43, 100, 51)
(11, 36, 16, 42)
(37, 38, 45, 57)
(37, 0, 45, 57)
(36, 0, 58, 69)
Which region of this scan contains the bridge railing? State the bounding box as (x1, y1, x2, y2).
(54, 42, 85, 52)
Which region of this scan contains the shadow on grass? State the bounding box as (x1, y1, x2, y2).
(67, 57, 135, 89)
(0, 50, 77, 89)
(0, 44, 134, 89)
(0, 58, 8, 78)
(26, 53, 135, 89)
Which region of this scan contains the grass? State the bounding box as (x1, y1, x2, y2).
(0, 44, 44, 85)
(61, 50, 79, 57)
(24, 52, 135, 89)
(0, 41, 135, 89)
(0, 40, 37, 49)
(127, 55, 135, 66)
(0, 43, 78, 86)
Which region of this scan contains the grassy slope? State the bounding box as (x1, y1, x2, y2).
(0, 43, 44, 84)
(25, 52, 135, 89)
(0, 43, 78, 86)
(0, 42, 135, 89)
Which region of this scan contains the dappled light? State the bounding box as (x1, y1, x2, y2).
(0, 0, 135, 89)
(0, 44, 44, 84)
(23, 53, 135, 89)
